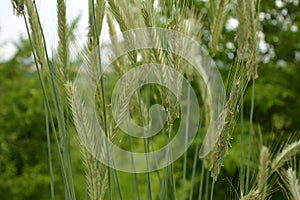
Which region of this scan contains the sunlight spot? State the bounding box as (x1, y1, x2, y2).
(225, 17, 239, 31)
(226, 42, 235, 50)
(291, 25, 298, 32)
(154, 0, 159, 9)
(275, 0, 284, 8)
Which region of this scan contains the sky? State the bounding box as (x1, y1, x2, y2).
(0, 0, 238, 62)
(0, 0, 89, 61)
(0, 0, 256, 62)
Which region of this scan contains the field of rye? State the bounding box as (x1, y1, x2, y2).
(0, 0, 299, 199)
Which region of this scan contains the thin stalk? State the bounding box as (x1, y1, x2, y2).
(182, 85, 191, 200)
(111, 169, 117, 200)
(210, 181, 215, 200)
(136, 91, 152, 200)
(65, 136, 75, 200)
(189, 110, 204, 200)
(204, 169, 209, 200)
(160, 163, 168, 200)
(147, 87, 161, 183)
(240, 84, 244, 193)
(160, 114, 174, 200)
(112, 161, 123, 200)
(245, 79, 256, 193)
(28, 3, 75, 198)
(169, 124, 177, 200)
(129, 135, 140, 200)
(198, 163, 205, 200)
(144, 132, 152, 200)
(33, 2, 76, 197)
(150, 140, 161, 180)
(45, 101, 55, 200)
(161, 123, 174, 200)
(23, 13, 72, 199)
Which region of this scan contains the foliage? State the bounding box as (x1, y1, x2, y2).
(0, 37, 50, 199)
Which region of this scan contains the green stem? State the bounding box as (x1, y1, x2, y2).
(198, 163, 205, 200)
(182, 85, 191, 200)
(45, 101, 55, 200)
(23, 13, 72, 199)
(245, 79, 256, 194)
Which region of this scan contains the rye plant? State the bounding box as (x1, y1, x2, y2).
(12, 0, 300, 199)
